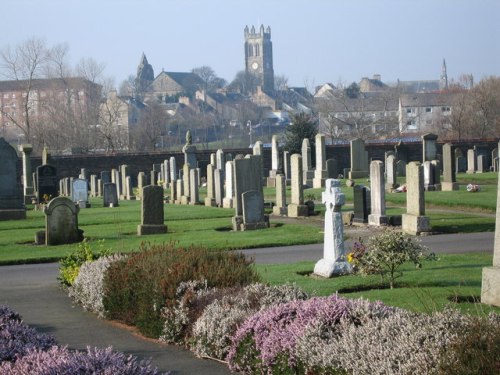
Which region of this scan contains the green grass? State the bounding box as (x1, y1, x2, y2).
(0, 197, 323, 264)
(256, 252, 500, 316)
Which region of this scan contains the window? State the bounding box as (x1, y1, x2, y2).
(3, 94, 8, 99)
(426, 107, 432, 113)
(441, 106, 451, 113)
(406, 107, 415, 115)
(255, 44, 260, 56)
(406, 119, 417, 130)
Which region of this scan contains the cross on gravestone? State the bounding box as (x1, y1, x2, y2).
(44, 197, 83, 245)
(0, 138, 26, 220)
(137, 185, 167, 235)
(314, 179, 352, 277)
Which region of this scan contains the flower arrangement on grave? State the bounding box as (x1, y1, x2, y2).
(466, 183, 480, 192)
(347, 238, 366, 272)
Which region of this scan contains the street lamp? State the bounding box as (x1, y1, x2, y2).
(247, 120, 252, 146)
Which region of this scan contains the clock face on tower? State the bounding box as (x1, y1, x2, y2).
(251, 62, 259, 70)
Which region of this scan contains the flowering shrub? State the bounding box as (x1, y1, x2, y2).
(227, 295, 396, 374)
(68, 254, 127, 318)
(0, 306, 57, 363)
(347, 238, 366, 271)
(358, 229, 428, 288)
(59, 239, 112, 287)
(191, 283, 309, 360)
(0, 346, 167, 374)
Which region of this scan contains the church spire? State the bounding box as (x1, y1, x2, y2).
(440, 58, 448, 90)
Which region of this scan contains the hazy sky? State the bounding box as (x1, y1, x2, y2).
(3, 0, 499, 89)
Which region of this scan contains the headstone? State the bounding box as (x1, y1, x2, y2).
(288, 154, 308, 217)
(223, 161, 234, 208)
(302, 138, 314, 186)
(137, 185, 167, 235)
(326, 158, 338, 179)
(456, 156, 467, 173)
(272, 174, 287, 215)
(423, 161, 435, 191)
(385, 154, 397, 191)
(72, 178, 90, 208)
(41, 146, 51, 165)
(163, 159, 170, 186)
(103, 183, 119, 207)
(169, 180, 177, 204)
(396, 160, 406, 177)
(314, 179, 352, 277)
(214, 168, 224, 207)
(477, 155, 485, 173)
(189, 168, 199, 205)
(90, 175, 98, 197)
(205, 164, 216, 207)
(101, 171, 111, 184)
(216, 149, 225, 171)
(283, 151, 291, 182)
(0, 138, 26, 220)
(79, 168, 87, 181)
(252, 141, 264, 180)
(368, 160, 387, 226)
(18, 144, 34, 201)
(210, 153, 216, 166)
(481, 171, 500, 306)
(267, 135, 280, 187)
(175, 179, 184, 204)
(442, 143, 459, 191)
(241, 190, 267, 230)
(232, 155, 269, 231)
(348, 138, 369, 179)
(125, 176, 134, 200)
(169, 157, 177, 183)
(313, 133, 327, 188)
(181, 163, 191, 204)
(492, 147, 499, 172)
(422, 133, 438, 162)
(137, 172, 147, 200)
(402, 162, 430, 235)
(431, 160, 442, 191)
(467, 149, 477, 174)
(182, 130, 197, 167)
(36, 165, 59, 204)
(44, 196, 82, 245)
(353, 185, 370, 224)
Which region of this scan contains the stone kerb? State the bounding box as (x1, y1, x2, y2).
(481, 171, 500, 306)
(314, 179, 352, 277)
(137, 185, 167, 235)
(44, 196, 82, 245)
(402, 162, 430, 235)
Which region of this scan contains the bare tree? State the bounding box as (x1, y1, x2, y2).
(132, 101, 167, 151)
(274, 74, 288, 91)
(192, 65, 226, 92)
(229, 70, 259, 94)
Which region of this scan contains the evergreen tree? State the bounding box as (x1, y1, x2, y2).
(283, 113, 318, 155)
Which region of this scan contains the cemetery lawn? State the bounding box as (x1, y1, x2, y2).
(257, 252, 500, 316)
(0, 199, 323, 265)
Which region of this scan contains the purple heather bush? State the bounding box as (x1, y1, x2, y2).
(227, 295, 396, 374)
(191, 283, 309, 360)
(0, 345, 169, 375)
(0, 306, 57, 363)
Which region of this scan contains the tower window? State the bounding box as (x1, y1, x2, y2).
(255, 44, 260, 56)
(248, 44, 253, 57)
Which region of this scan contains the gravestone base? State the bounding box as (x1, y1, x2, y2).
(314, 258, 352, 278)
(0, 209, 26, 221)
(204, 197, 216, 207)
(481, 267, 500, 306)
(441, 182, 459, 191)
(232, 215, 270, 231)
(77, 200, 91, 208)
(137, 224, 167, 236)
(312, 178, 325, 189)
(189, 199, 200, 206)
(35, 230, 45, 245)
(287, 204, 308, 217)
(343, 211, 354, 225)
(272, 206, 287, 216)
(368, 214, 388, 226)
(222, 197, 233, 208)
(180, 196, 190, 205)
(402, 214, 430, 235)
(348, 171, 368, 179)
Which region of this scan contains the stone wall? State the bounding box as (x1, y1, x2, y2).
(23, 138, 500, 182)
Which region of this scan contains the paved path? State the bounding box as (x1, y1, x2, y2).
(0, 231, 494, 374)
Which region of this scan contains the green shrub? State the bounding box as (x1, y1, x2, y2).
(102, 242, 260, 338)
(358, 229, 429, 289)
(58, 239, 111, 287)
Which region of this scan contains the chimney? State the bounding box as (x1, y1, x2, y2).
(373, 74, 381, 81)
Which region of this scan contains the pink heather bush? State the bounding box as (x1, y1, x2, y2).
(227, 295, 396, 374)
(0, 306, 57, 363)
(0, 346, 168, 375)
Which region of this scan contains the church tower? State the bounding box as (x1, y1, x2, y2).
(135, 53, 154, 96)
(244, 25, 274, 92)
(440, 58, 448, 90)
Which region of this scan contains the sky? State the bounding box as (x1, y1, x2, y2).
(2, 0, 500, 90)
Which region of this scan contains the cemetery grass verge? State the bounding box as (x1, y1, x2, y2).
(256, 252, 500, 316)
